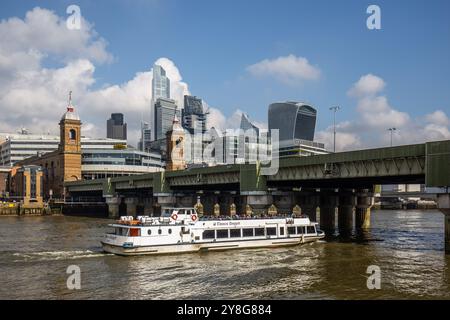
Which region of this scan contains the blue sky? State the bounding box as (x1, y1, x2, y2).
(1, 0, 449, 149)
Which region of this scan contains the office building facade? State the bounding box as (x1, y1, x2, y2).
(107, 113, 127, 140)
(154, 98, 181, 141)
(138, 122, 152, 152)
(182, 95, 208, 134)
(268, 101, 317, 142)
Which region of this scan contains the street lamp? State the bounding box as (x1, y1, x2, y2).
(329, 106, 341, 153)
(387, 127, 397, 147)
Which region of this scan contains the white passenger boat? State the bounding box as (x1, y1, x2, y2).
(101, 207, 325, 256)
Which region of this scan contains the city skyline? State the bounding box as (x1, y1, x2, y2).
(0, 1, 449, 151)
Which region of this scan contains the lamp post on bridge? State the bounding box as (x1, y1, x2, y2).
(388, 127, 397, 147)
(329, 106, 340, 153)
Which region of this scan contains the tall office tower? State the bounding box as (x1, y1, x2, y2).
(268, 101, 317, 142)
(106, 113, 127, 140)
(151, 64, 171, 140)
(154, 98, 181, 141)
(240, 113, 260, 136)
(182, 95, 208, 134)
(152, 65, 171, 100)
(138, 122, 152, 152)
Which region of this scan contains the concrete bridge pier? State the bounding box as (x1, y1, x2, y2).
(200, 194, 219, 216)
(125, 197, 139, 218)
(156, 194, 176, 215)
(355, 189, 373, 230)
(319, 190, 338, 234)
(241, 193, 273, 216)
(176, 195, 197, 208)
(105, 196, 120, 219)
(437, 193, 450, 253)
(219, 194, 236, 216)
(272, 192, 294, 215)
(141, 197, 153, 216)
(338, 189, 356, 235)
(298, 190, 319, 221)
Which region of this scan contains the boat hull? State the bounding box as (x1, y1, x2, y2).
(101, 234, 325, 256)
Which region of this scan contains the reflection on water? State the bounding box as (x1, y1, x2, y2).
(0, 210, 449, 299)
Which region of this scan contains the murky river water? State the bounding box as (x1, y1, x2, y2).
(0, 210, 449, 299)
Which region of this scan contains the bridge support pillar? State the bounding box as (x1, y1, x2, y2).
(105, 196, 120, 219)
(298, 190, 318, 221)
(142, 197, 153, 216)
(200, 194, 218, 216)
(241, 194, 273, 216)
(272, 192, 294, 215)
(319, 190, 338, 234)
(338, 189, 356, 235)
(176, 195, 197, 208)
(355, 189, 373, 230)
(437, 193, 450, 254)
(125, 197, 138, 218)
(219, 194, 236, 217)
(156, 194, 176, 214)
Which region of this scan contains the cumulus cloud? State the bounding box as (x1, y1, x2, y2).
(316, 74, 450, 152)
(0, 7, 191, 146)
(246, 54, 320, 85)
(347, 74, 385, 97)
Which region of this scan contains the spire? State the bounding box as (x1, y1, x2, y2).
(67, 90, 74, 112)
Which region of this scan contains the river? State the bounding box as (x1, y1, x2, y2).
(0, 210, 449, 299)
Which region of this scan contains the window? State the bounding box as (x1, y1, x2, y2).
(307, 226, 316, 234)
(203, 230, 215, 239)
(266, 227, 276, 236)
(216, 229, 229, 239)
(69, 129, 76, 140)
(168, 229, 172, 234)
(243, 228, 254, 237)
(287, 227, 296, 235)
(297, 226, 305, 234)
(158, 229, 162, 235)
(230, 229, 241, 238)
(255, 228, 265, 236)
(147, 229, 152, 235)
(279, 227, 284, 236)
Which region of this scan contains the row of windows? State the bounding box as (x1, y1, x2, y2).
(202, 225, 316, 240)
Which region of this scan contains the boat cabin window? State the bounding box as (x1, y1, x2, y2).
(158, 229, 162, 235)
(147, 229, 152, 235)
(168, 229, 172, 234)
(203, 230, 215, 239)
(287, 226, 296, 235)
(297, 226, 305, 234)
(255, 228, 265, 237)
(266, 227, 276, 236)
(307, 226, 316, 234)
(279, 227, 284, 236)
(230, 229, 241, 238)
(243, 228, 254, 237)
(216, 229, 229, 239)
(115, 227, 129, 236)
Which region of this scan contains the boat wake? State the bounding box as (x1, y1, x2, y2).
(12, 250, 112, 262)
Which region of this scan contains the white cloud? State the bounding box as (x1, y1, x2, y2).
(347, 74, 385, 97)
(246, 54, 320, 85)
(0, 7, 191, 147)
(317, 74, 450, 152)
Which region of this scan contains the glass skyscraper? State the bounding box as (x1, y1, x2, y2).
(182, 95, 208, 134)
(154, 98, 181, 141)
(268, 101, 317, 142)
(152, 65, 170, 100)
(106, 113, 127, 140)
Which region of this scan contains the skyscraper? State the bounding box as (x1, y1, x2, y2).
(182, 95, 208, 134)
(151, 64, 171, 140)
(107, 113, 127, 140)
(138, 122, 152, 152)
(268, 101, 317, 142)
(152, 65, 170, 100)
(154, 98, 181, 141)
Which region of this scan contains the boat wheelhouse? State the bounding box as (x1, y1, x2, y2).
(101, 207, 325, 256)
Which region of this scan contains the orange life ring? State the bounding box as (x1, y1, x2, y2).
(191, 214, 198, 221)
(171, 213, 178, 220)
